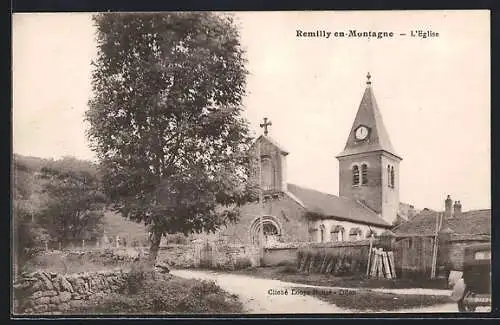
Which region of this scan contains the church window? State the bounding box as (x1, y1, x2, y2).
(390, 166, 395, 188)
(331, 225, 345, 242)
(319, 224, 326, 243)
(349, 227, 362, 241)
(361, 164, 368, 185)
(352, 165, 360, 186)
(387, 165, 391, 187)
(261, 157, 274, 191)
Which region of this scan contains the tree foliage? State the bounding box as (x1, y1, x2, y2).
(37, 165, 106, 245)
(86, 12, 257, 262)
(13, 155, 102, 272)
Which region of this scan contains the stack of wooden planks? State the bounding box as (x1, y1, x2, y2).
(367, 247, 397, 279)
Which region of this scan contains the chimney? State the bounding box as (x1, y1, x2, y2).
(445, 195, 453, 219)
(453, 200, 462, 217)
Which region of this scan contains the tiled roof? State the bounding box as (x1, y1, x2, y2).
(336, 82, 401, 159)
(286, 183, 391, 227)
(393, 209, 491, 236)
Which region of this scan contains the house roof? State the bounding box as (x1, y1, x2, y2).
(392, 209, 491, 236)
(286, 183, 391, 227)
(336, 78, 401, 159)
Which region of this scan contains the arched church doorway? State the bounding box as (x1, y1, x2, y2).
(249, 216, 282, 247)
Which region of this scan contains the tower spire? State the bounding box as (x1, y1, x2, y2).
(336, 74, 400, 160)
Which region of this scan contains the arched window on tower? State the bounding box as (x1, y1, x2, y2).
(261, 157, 274, 191)
(361, 164, 368, 185)
(387, 165, 391, 187)
(390, 166, 395, 188)
(352, 165, 360, 186)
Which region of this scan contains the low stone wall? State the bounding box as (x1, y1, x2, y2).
(158, 242, 256, 270)
(13, 269, 129, 314)
(210, 244, 251, 270)
(263, 247, 298, 266)
(157, 244, 196, 268)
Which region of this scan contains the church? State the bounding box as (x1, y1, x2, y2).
(197, 74, 412, 247)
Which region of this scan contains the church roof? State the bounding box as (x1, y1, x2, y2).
(392, 209, 491, 237)
(251, 135, 289, 155)
(287, 183, 391, 227)
(337, 75, 401, 159)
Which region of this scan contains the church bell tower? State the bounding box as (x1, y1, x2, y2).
(336, 73, 402, 225)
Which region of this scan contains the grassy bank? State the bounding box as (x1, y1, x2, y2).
(18, 249, 244, 315)
(230, 266, 448, 290)
(71, 274, 243, 314)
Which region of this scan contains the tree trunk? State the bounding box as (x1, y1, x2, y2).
(148, 231, 162, 266)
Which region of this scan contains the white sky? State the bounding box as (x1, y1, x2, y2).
(12, 10, 490, 211)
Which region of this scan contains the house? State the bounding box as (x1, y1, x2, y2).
(393, 195, 491, 271)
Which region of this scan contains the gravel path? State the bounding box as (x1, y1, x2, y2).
(370, 288, 451, 296)
(170, 269, 459, 314)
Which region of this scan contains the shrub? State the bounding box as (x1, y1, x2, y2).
(164, 233, 188, 245)
(127, 260, 153, 294)
(77, 276, 243, 314)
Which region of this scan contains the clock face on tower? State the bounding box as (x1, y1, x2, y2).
(355, 126, 369, 140)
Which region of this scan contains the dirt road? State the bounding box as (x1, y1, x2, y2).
(170, 269, 459, 314)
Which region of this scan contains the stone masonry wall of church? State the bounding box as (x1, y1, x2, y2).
(217, 195, 309, 245)
(380, 154, 400, 225)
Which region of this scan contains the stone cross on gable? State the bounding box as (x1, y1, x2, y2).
(260, 117, 272, 136)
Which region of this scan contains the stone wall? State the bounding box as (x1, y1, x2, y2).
(157, 244, 196, 268)
(190, 194, 309, 246)
(263, 247, 298, 266)
(13, 269, 129, 315)
(156, 243, 256, 270)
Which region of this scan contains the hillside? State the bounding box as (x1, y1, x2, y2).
(12, 153, 149, 246)
(101, 211, 149, 246)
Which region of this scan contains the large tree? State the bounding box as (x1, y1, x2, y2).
(86, 12, 257, 263)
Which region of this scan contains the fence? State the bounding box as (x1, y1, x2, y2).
(294, 239, 380, 276)
(394, 236, 436, 279)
